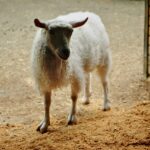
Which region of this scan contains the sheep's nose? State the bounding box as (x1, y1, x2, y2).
(62, 48, 70, 57)
(59, 48, 70, 60)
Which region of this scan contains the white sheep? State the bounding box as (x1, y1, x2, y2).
(31, 12, 111, 133)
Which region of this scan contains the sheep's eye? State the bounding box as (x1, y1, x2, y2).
(65, 30, 73, 37)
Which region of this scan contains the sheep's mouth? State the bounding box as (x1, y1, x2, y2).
(57, 50, 70, 60)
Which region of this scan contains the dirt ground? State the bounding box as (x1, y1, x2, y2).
(0, 0, 150, 149)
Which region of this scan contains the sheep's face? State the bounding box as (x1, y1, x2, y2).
(34, 17, 88, 60)
(47, 26, 73, 60)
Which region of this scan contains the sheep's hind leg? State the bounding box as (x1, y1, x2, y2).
(97, 66, 111, 111)
(82, 73, 92, 105)
(37, 92, 51, 133)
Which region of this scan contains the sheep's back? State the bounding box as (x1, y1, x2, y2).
(59, 12, 110, 72)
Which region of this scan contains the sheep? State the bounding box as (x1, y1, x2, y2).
(31, 12, 111, 133)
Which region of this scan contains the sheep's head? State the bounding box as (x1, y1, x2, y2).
(34, 17, 88, 60)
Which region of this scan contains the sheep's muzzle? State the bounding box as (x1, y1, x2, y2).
(57, 48, 70, 60)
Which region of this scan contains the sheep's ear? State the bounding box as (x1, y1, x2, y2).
(70, 17, 88, 28)
(34, 18, 48, 30)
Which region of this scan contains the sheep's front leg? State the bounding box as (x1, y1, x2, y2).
(67, 95, 77, 125)
(68, 79, 80, 125)
(37, 92, 51, 133)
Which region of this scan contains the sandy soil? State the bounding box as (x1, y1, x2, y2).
(0, 0, 150, 149)
(0, 102, 150, 150)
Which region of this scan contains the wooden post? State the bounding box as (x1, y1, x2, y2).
(144, 0, 149, 78)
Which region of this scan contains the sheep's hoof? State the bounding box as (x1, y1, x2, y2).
(82, 100, 90, 105)
(82, 92, 91, 105)
(102, 103, 111, 111)
(36, 120, 50, 133)
(67, 115, 77, 125)
(82, 97, 90, 105)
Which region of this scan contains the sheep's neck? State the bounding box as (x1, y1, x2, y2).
(43, 46, 67, 83)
